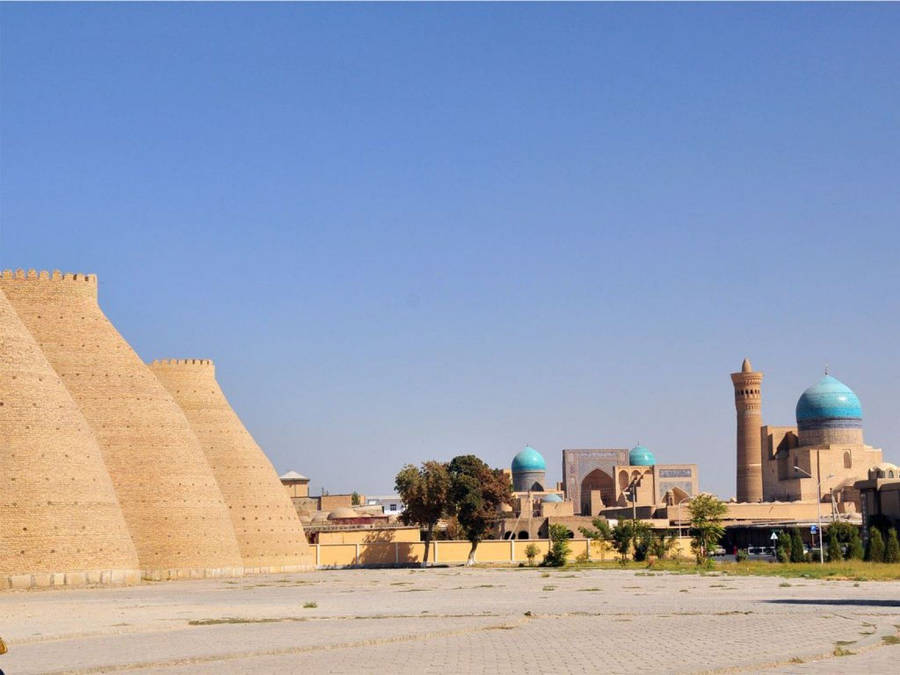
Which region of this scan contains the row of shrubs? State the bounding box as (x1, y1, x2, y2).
(738, 522, 900, 563)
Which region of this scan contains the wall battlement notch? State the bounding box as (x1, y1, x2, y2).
(149, 358, 215, 368)
(2, 268, 97, 283)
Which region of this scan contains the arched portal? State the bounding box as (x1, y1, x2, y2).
(669, 486, 690, 504)
(581, 468, 615, 513)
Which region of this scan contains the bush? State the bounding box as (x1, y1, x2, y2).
(524, 543, 540, 566)
(632, 530, 652, 562)
(608, 519, 653, 563)
(789, 528, 806, 563)
(845, 528, 864, 560)
(649, 534, 677, 560)
(735, 548, 749, 562)
(886, 529, 900, 564)
(826, 529, 842, 563)
(866, 528, 885, 563)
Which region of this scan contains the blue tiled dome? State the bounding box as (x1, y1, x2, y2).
(512, 445, 546, 473)
(796, 375, 862, 428)
(541, 493, 563, 503)
(629, 444, 656, 466)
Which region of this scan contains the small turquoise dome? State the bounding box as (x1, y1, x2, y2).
(512, 445, 546, 473)
(541, 493, 563, 503)
(796, 375, 862, 428)
(629, 444, 656, 466)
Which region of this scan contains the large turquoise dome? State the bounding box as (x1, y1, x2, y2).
(512, 445, 546, 473)
(795, 375, 862, 429)
(629, 444, 656, 466)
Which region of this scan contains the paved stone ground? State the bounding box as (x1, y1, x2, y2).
(1, 567, 898, 674)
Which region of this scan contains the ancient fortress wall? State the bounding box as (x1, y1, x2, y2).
(0, 270, 243, 579)
(0, 288, 141, 589)
(150, 359, 314, 571)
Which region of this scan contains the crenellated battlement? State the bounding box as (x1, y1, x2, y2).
(149, 358, 215, 367)
(2, 268, 97, 283)
(0, 269, 98, 300)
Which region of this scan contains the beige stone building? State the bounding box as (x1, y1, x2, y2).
(280, 471, 310, 498)
(498, 445, 697, 539)
(855, 463, 900, 528)
(562, 446, 698, 516)
(732, 359, 886, 511)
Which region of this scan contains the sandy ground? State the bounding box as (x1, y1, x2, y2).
(1, 566, 898, 674)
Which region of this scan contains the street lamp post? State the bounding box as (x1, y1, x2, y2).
(626, 476, 641, 522)
(793, 466, 835, 564)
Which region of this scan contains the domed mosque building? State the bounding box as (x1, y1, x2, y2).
(562, 442, 698, 517)
(732, 360, 887, 512)
(502, 446, 570, 536)
(511, 445, 548, 492)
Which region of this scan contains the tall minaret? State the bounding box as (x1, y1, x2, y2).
(731, 358, 763, 502)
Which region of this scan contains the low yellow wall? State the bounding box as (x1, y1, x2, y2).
(316, 527, 421, 545)
(314, 537, 694, 567)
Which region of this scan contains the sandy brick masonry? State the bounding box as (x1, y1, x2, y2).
(150, 358, 314, 572)
(0, 288, 141, 589)
(0, 270, 243, 579)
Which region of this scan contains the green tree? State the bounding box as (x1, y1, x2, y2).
(610, 520, 635, 563)
(579, 517, 612, 542)
(865, 528, 885, 562)
(789, 528, 806, 563)
(542, 524, 571, 567)
(688, 494, 726, 564)
(606, 519, 653, 563)
(775, 531, 791, 563)
(845, 527, 864, 560)
(394, 461, 451, 566)
(885, 529, 900, 564)
(579, 518, 612, 561)
(448, 455, 512, 565)
(351, 491, 361, 506)
(631, 521, 654, 562)
(826, 528, 842, 563)
(524, 543, 540, 566)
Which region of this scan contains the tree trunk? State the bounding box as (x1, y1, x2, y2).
(421, 524, 433, 568)
(466, 539, 479, 566)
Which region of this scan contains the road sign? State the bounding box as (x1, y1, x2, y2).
(770, 532, 778, 541)
(810, 525, 818, 534)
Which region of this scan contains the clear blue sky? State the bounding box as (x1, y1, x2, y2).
(2, 4, 898, 498)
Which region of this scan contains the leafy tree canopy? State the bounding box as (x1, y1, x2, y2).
(394, 460, 451, 566)
(688, 493, 726, 564)
(448, 454, 512, 564)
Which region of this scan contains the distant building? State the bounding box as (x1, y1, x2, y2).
(365, 494, 405, 515)
(279, 470, 310, 498)
(855, 464, 900, 528)
(562, 445, 698, 516)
